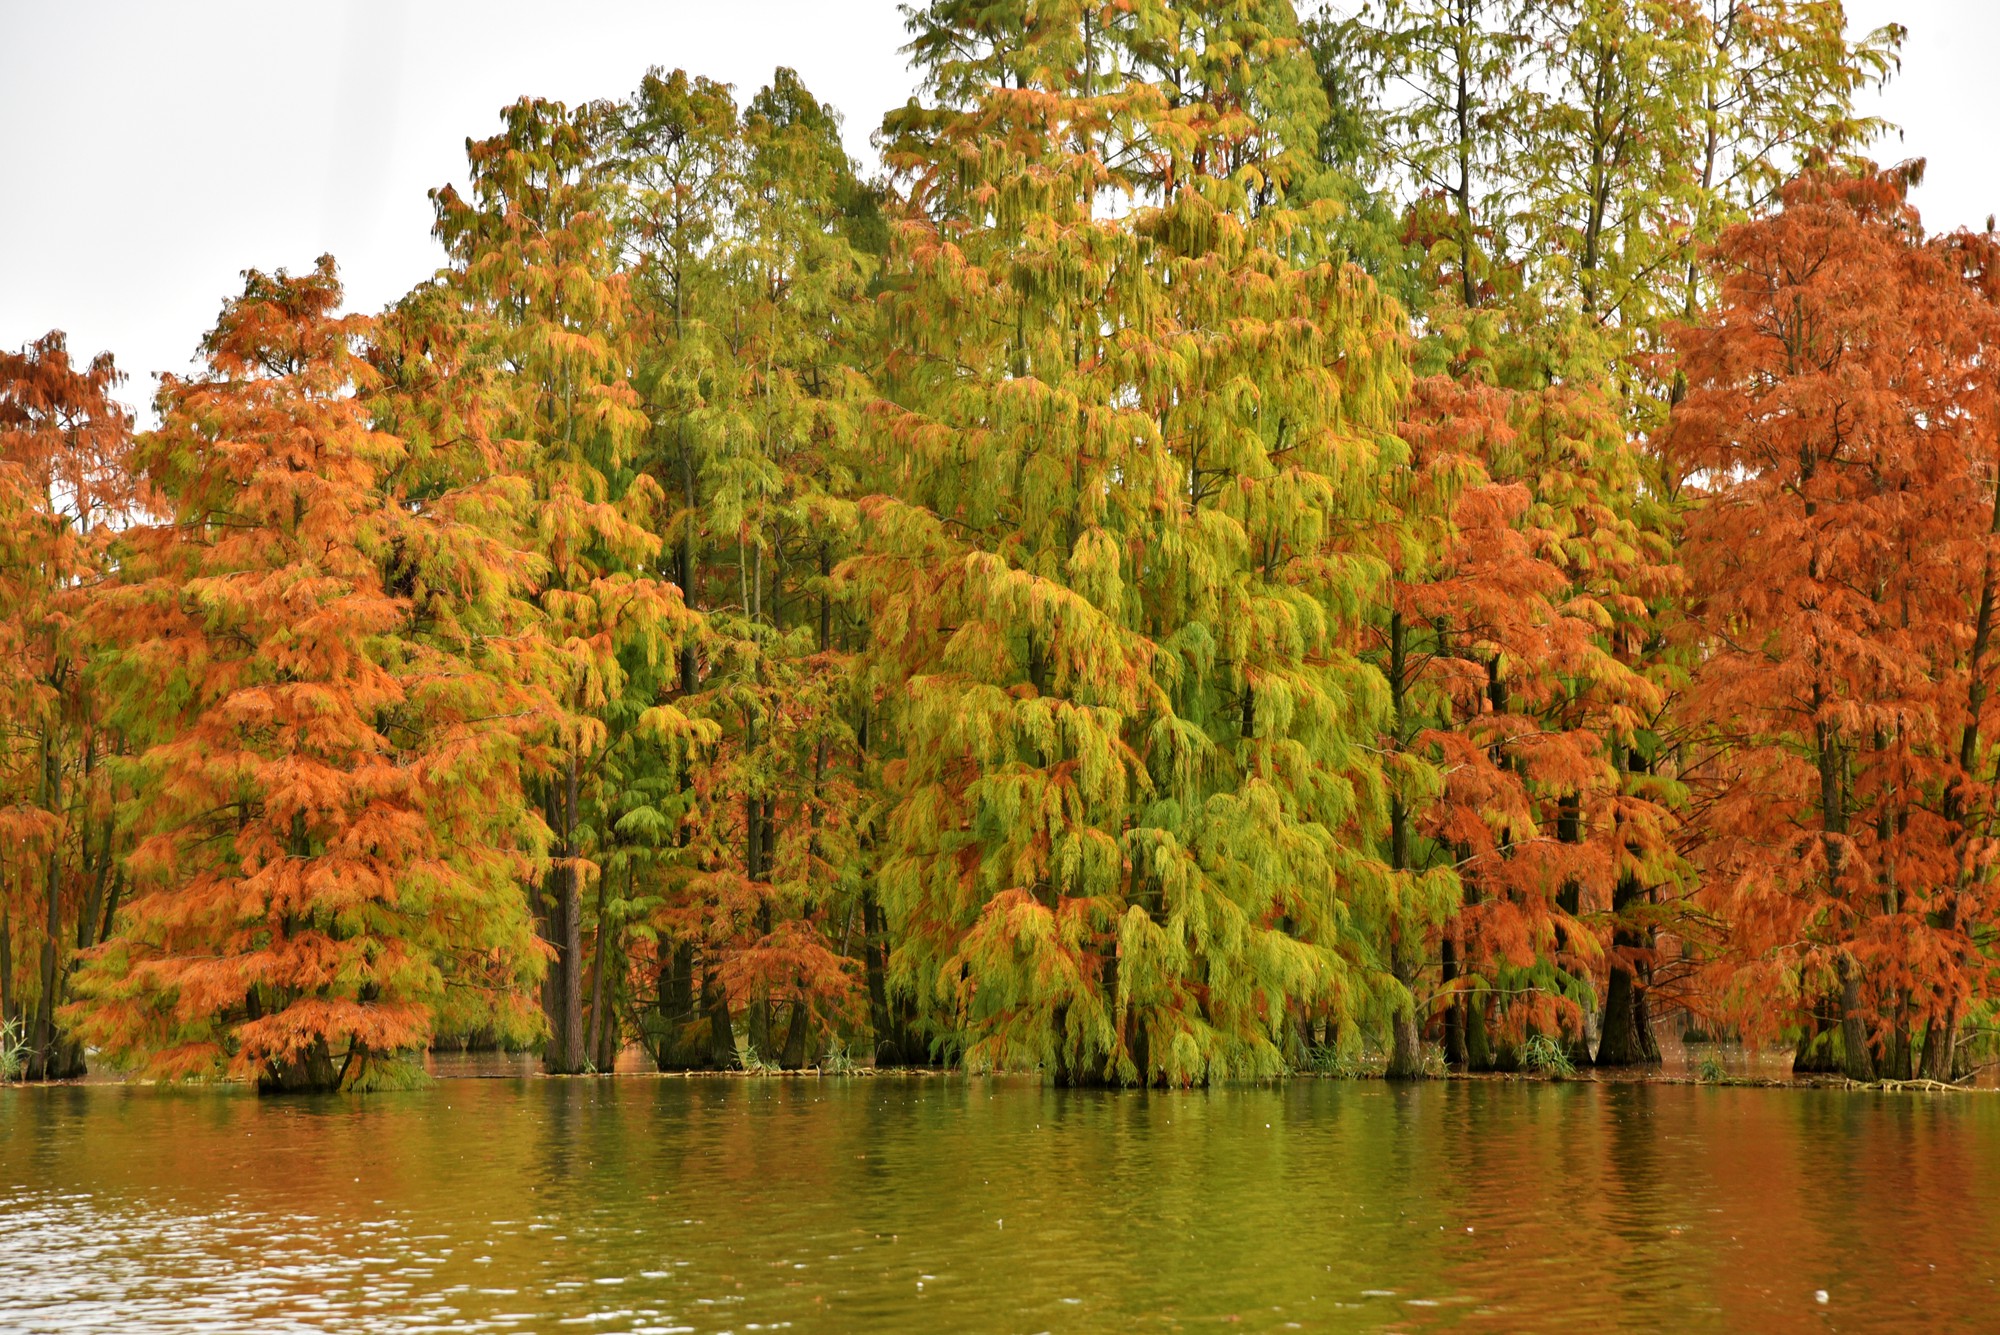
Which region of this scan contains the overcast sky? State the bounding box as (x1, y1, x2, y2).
(0, 0, 1989, 419)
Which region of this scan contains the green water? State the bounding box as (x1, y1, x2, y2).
(1, 1076, 1994, 1332)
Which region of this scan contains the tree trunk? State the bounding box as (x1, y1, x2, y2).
(1386, 998, 1425, 1081)
(559, 860, 585, 1072)
(679, 448, 700, 696)
(1596, 876, 1660, 1066)
(0, 900, 14, 1033)
(544, 754, 586, 1075)
(1836, 954, 1876, 1082)
(651, 942, 701, 1068)
(1385, 933, 1425, 1080)
(1465, 991, 1495, 1071)
(1920, 1007, 1959, 1082)
(258, 1036, 340, 1095)
(703, 968, 736, 1068)
(780, 1001, 810, 1070)
(584, 873, 612, 1072)
(27, 842, 64, 1081)
(1792, 996, 1843, 1074)
(1440, 934, 1465, 1068)
(862, 888, 903, 1065)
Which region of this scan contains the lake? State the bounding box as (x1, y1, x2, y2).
(0, 1075, 1993, 1332)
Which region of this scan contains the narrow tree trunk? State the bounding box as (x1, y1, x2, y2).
(96, 871, 122, 953)
(679, 449, 700, 697)
(1384, 613, 1428, 1082)
(27, 734, 65, 1080)
(537, 865, 562, 1065)
(1440, 934, 1465, 1068)
(584, 866, 614, 1073)
(862, 888, 901, 1065)
(545, 753, 586, 1075)
(817, 543, 832, 653)
(1554, 788, 1592, 1067)
(1837, 954, 1876, 1082)
(0, 899, 14, 1033)
(703, 968, 736, 1068)
(560, 858, 584, 1072)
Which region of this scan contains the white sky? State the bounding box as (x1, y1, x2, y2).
(0, 0, 1992, 420)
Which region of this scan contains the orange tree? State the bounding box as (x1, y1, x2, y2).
(0, 333, 138, 1079)
(72, 258, 543, 1092)
(1669, 166, 2000, 1081)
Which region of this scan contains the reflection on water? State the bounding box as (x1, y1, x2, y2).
(2, 1076, 1994, 1332)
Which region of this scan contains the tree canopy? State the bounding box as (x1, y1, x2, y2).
(14, 1, 1998, 1092)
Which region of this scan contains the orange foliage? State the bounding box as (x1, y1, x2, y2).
(71, 258, 542, 1091)
(1671, 165, 2000, 1079)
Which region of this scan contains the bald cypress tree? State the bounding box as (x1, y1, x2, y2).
(432, 98, 698, 1073)
(856, 0, 1411, 1084)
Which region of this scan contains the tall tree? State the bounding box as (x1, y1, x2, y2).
(433, 97, 698, 1073)
(604, 67, 880, 1069)
(0, 333, 137, 1079)
(73, 258, 542, 1091)
(1669, 166, 1997, 1082)
(859, 0, 1410, 1084)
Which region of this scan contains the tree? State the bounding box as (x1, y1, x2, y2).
(73, 258, 542, 1092)
(433, 97, 699, 1073)
(0, 333, 137, 1079)
(856, 0, 1410, 1084)
(1669, 166, 1998, 1082)
(602, 67, 880, 1069)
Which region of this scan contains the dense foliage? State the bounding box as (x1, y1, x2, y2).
(13, 0, 1997, 1091)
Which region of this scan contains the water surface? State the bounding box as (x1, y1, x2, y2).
(2, 1075, 1993, 1332)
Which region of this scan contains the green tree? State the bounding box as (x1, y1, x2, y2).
(432, 98, 698, 1074)
(858, 0, 1410, 1084)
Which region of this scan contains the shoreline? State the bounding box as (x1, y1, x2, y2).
(6, 1065, 1990, 1092)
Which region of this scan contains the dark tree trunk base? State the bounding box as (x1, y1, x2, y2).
(258, 1038, 341, 1095)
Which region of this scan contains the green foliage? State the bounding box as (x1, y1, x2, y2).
(817, 1038, 859, 1076)
(1521, 1033, 1577, 1079)
(0, 1018, 26, 1081)
(1302, 1043, 1362, 1078)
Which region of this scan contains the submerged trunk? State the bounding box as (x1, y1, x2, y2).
(1385, 941, 1425, 1081)
(1837, 954, 1876, 1082)
(1596, 876, 1660, 1066)
(702, 969, 736, 1069)
(650, 942, 705, 1069)
(258, 1036, 341, 1095)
